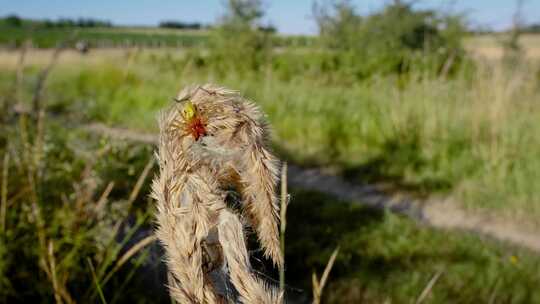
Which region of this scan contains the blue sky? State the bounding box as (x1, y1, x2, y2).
(1, 0, 539, 34)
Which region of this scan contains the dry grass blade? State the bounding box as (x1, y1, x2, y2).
(1, 152, 9, 233)
(31, 46, 64, 185)
(311, 273, 320, 302)
(115, 235, 157, 269)
(2, 40, 28, 120)
(127, 158, 154, 210)
(439, 50, 456, 79)
(87, 258, 108, 304)
(14, 41, 29, 103)
(110, 158, 154, 239)
(123, 47, 141, 82)
(48, 241, 62, 304)
(36, 239, 74, 303)
(319, 247, 339, 292)
(95, 181, 115, 214)
(103, 235, 157, 284)
(416, 269, 444, 304)
(30, 195, 47, 262)
(73, 145, 110, 216)
(31, 35, 71, 115)
(312, 247, 339, 304)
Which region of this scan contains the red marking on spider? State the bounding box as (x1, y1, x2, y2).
(187, 116, 207, 141)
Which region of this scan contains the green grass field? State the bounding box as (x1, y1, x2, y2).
(2, 117, 540, 303)
(286, 190, 540, 303)
(0, 26, 313, 49)
(11, 49, 537, 224)
(0, 27, 209, 48)
(2, 28, 540, 302)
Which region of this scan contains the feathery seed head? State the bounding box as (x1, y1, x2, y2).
(154, 84, 283, 303)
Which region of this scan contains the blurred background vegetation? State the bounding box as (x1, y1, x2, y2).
(1, 0, 540, 303)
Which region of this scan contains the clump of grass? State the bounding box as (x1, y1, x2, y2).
(285, 190, 540, 303)
(152, 85, 283, 303)
(0, 120, 158, 302)
(0, 46, 159, 302)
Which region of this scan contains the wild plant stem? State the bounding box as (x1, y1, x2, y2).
(279, 162, 288, 293)
(87, 258, 108, 304)
(48, 241, 62, 304)
(1, 152, 9, 234)
(312, 247, 339, 304)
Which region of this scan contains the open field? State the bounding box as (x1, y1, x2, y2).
(286, 190, 540, 303)
(3, 48, 538, 224)
(466, 34, 540, 48)
(2, 20, 540, 303)
(0, 27, 209, 48)
(0, 26, 313, 49)
(2, 116, 540, 302)
(465, 33, 540, 60)
(2, 23, 539, 59)
(0, 48, 185, 68)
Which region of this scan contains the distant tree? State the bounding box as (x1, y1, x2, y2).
(258, 24, 277, 33)
(224, 0, 265, 25)
(312, 0, 467, 77)
(38, 17, 112, 28)
(209, 0, 273, 72)
(1, 15, 112, 29)
(313, 0, 362, 49)
(522, 23, 540, 33)
(4, 15, 22, 27)
(502, 0, 525, 65)
(43, 19, 55, 28)
(159, 21, 203, 29)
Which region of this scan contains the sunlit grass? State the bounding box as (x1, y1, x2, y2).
(2, 48, 540, 302)
(28, 50, 540, 223)
(286, 190, 540, 303)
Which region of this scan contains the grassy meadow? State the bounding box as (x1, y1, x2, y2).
(2, 4, 540, 303)
(1, 42, 540, 302)
(7, 46, 538, 223)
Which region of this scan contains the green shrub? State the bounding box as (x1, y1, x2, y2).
(206, 0, 273, 73)
(0, 119, 159, 302)
(313, 0, 469, 78)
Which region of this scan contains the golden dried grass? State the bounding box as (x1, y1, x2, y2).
(152, 84, 283, 303)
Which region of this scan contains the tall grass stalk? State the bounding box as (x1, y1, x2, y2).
(312, 247, 339, 304)
(279, 162, 289, 293)
(88, 258, 108, 304)
(415, 269, 444, 304)
(0, 45, 158, 302)
(0, 152, 8, 233)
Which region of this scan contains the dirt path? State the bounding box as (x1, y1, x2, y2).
(287, 165, 540, 253)
(84, 123, 540, 253)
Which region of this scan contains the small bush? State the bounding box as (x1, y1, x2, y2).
(207, 0, 273, 73)
(313, 0, 469, 78)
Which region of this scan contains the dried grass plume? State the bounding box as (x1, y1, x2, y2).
(151, 84, 283, 303)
